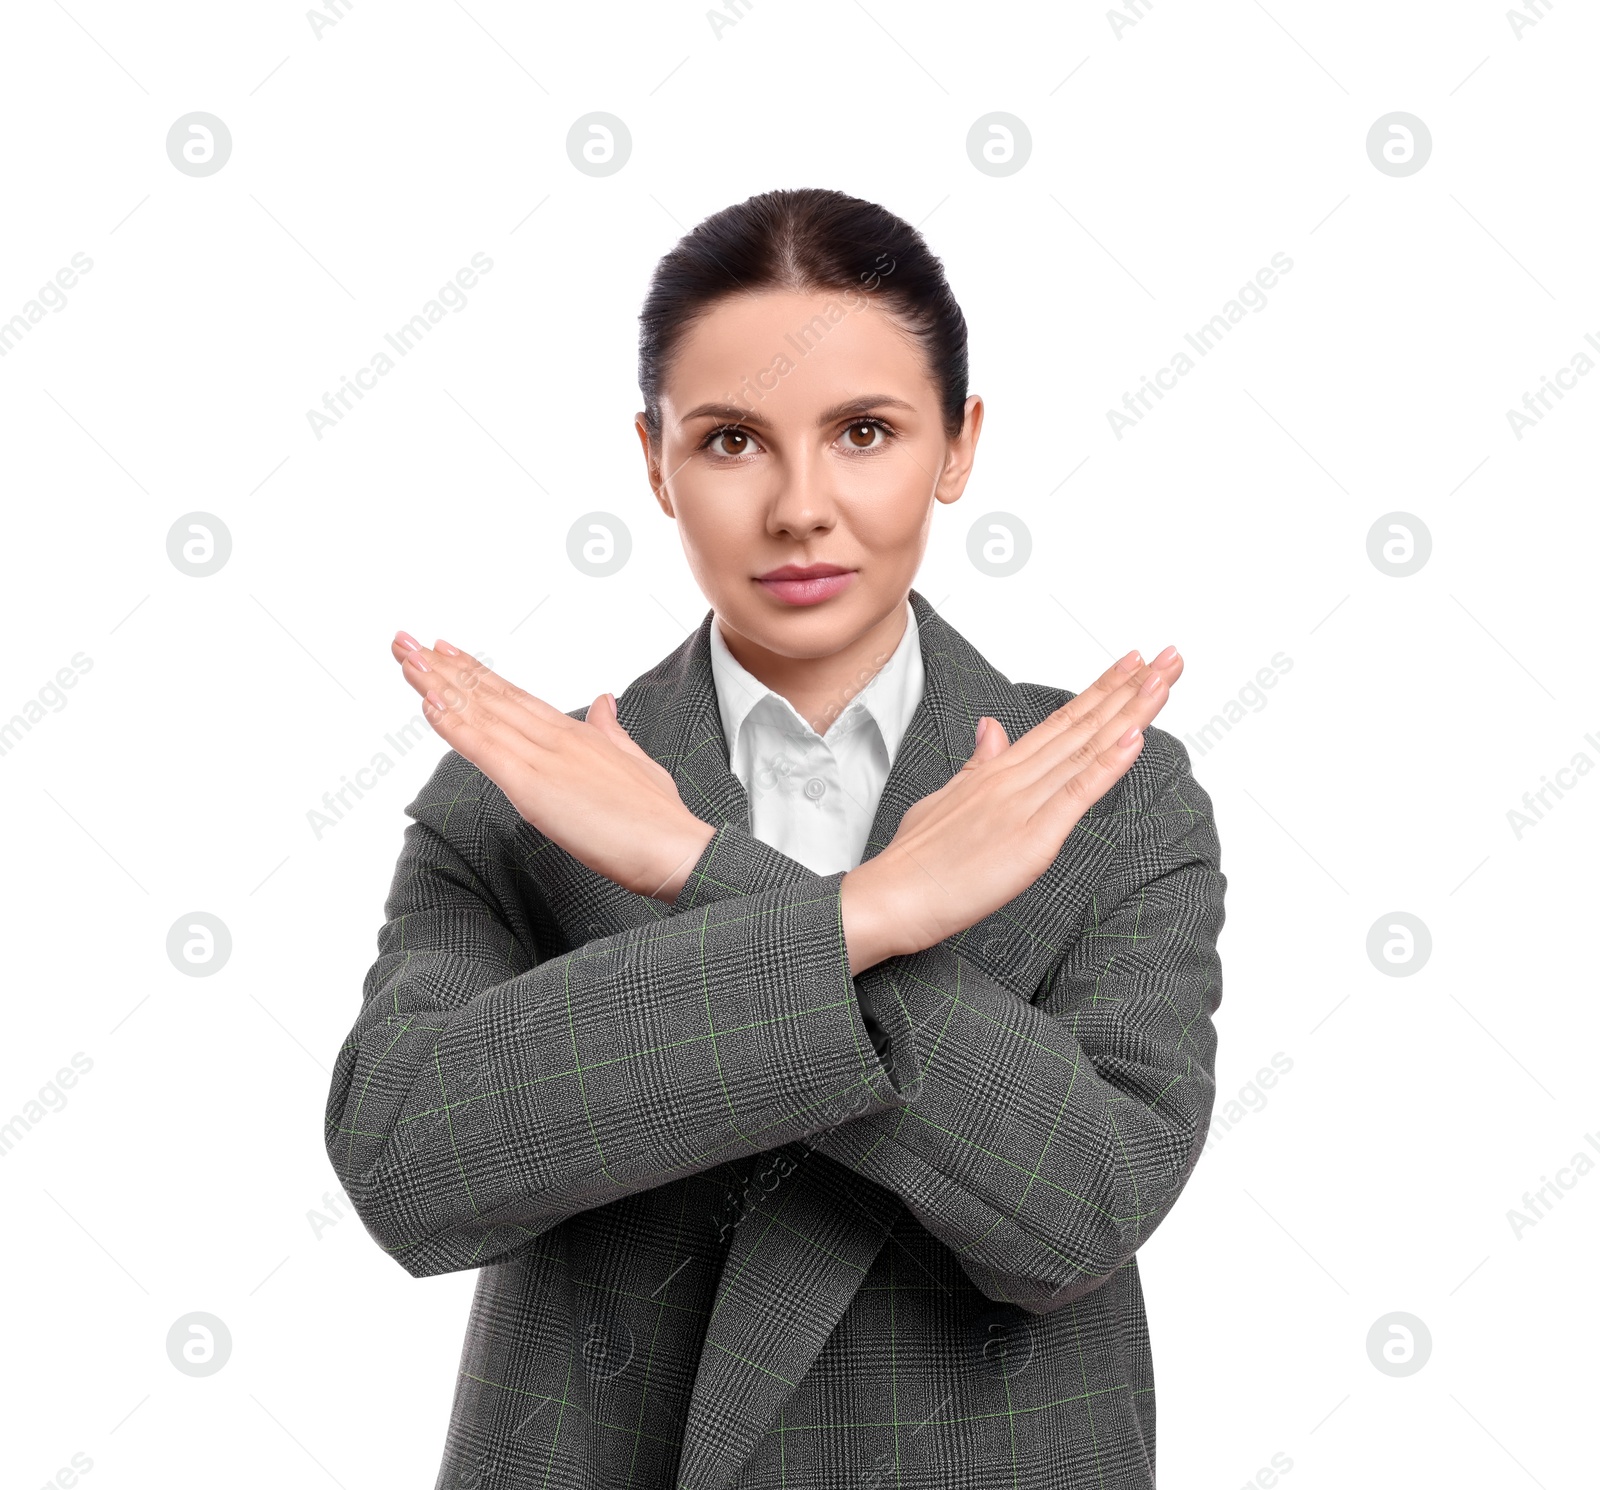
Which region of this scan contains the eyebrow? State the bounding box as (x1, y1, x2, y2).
(678, 394, 917, 431)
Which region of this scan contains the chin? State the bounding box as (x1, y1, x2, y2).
(736, 594, 869, 655)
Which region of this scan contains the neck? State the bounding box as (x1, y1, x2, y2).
(715, 598, 910, 737)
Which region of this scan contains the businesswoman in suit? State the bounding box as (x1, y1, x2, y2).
(326, 188, 1226, 1489)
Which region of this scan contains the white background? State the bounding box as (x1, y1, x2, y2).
(2, 0, 1596, 1485)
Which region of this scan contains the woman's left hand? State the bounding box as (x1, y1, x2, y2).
(390, 632, 715, 902)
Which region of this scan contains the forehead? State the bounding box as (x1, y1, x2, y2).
(661, 287, 932, 414)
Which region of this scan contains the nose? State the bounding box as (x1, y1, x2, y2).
(765, 442, 838, 539)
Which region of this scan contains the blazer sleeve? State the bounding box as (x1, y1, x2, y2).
(669, 729, 1227, 1316)
(323, 752, 925, 1280)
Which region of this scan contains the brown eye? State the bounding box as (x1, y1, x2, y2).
(710, 428, 751, 456)
(845, 421, 880, 448)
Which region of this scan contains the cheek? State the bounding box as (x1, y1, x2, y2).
(668, 475, 754, 566)
(840, 456, 934, 545)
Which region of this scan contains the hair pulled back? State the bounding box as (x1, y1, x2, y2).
(638, 187, 969, 443)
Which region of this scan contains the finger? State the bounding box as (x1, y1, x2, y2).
(963, 715, 1010, 768)
(1067, 647, 1181, 728)
(1037, 725, 1148, 834)
(1028, 667, 1175, 813)
(584, 690, 652, 759)
(1009, 650, 1183, 792)
(412, 677, 548, 800)
(1007, 645, 1181, 766)
(395, 644, 568, 777)
(395, 647, 652, 825)
(395, 638, 574, 748)
(453, 653, 598, 743)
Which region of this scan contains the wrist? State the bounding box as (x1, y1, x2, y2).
(840, 859, 908, 975)
(653, 816, 717, 903)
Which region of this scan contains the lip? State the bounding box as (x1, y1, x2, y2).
(754, 563, 857, 607)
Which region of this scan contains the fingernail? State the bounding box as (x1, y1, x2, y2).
(1118, 725, 1142, 747)
(1152, 645, 1178, 667)
(408, 650, 432, 673)
(1117, 649, 1142, 672)
(395, 630, 421, 652)
(606, 691, 617, 712)
(435, 639, 463, 657)
(1141, 670, 1163, 694)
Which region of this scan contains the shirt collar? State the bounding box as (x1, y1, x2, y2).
(708, 598, 924, 764)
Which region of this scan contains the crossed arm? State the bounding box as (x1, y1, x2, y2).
(675, 729, 1227, 1314)
(326, 727, 1224, 1312)
(322, 748, 927, 1279)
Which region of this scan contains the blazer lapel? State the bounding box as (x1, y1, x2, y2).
(544, 588, 1115, 1490)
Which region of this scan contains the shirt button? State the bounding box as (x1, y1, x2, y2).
(803, 777, 827, 801)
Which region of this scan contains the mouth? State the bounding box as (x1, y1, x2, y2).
(754, 563, 857, 607)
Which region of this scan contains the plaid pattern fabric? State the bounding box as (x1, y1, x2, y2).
(324, 587, 1227, 1489)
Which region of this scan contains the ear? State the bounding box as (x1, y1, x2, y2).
(635, 414, 673, 517)
(933, 394, 984, 506)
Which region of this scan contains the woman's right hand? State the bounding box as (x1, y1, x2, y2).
(390, 632, 715, 902)
(840, 645, 1184, 975)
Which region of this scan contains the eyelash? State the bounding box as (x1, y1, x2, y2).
(698, 416, 898, 457)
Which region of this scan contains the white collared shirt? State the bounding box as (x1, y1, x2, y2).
(708, 600, 925, 876)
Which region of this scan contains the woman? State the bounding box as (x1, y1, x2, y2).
(325, 188, 1226, 1489)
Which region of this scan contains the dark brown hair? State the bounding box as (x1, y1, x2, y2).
(637, 187, 969, 444)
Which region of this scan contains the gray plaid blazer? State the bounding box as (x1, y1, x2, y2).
(325, 586, 1226, 1489)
